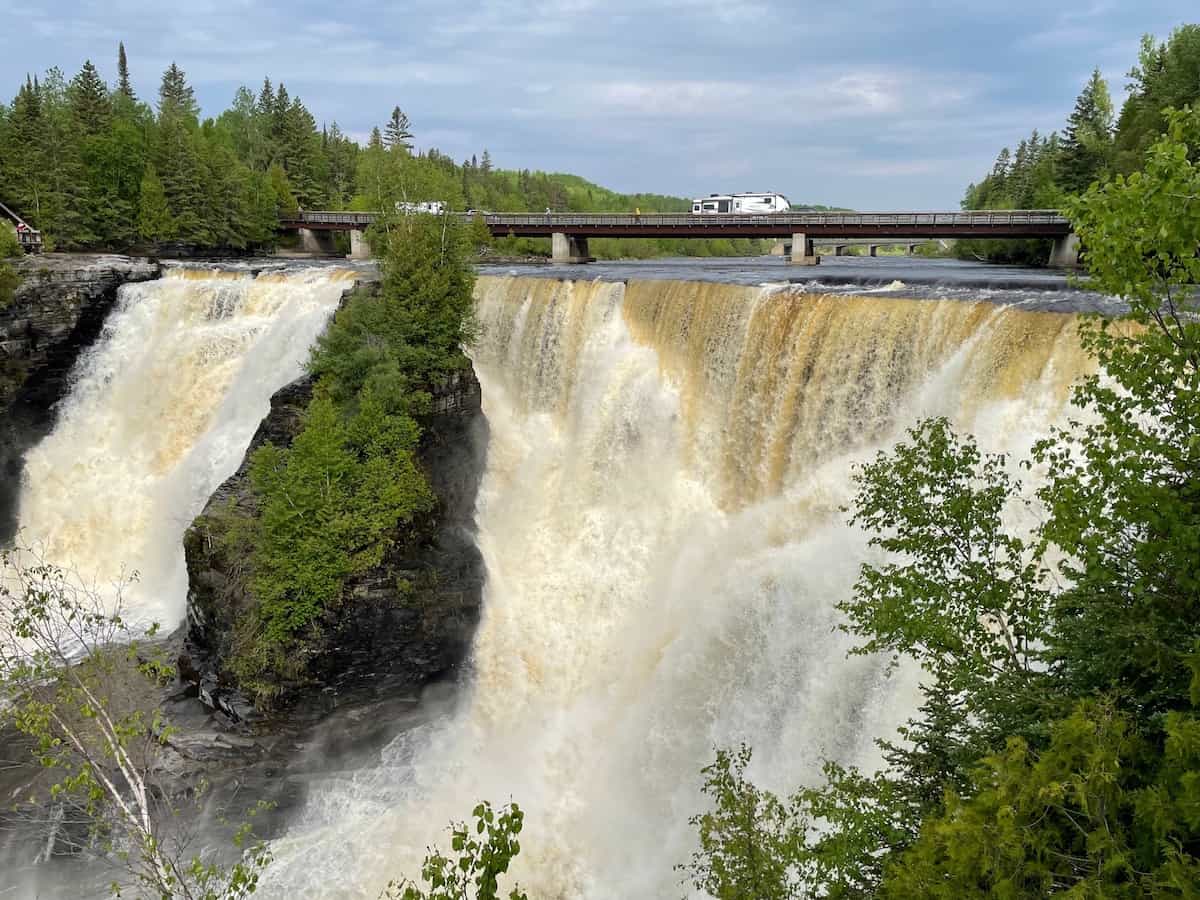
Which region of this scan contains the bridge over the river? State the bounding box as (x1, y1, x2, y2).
(280, 210, 1079, 267)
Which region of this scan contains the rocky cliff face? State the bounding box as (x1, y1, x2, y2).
(183, 364, 487, 717)
(0, 254, 160, 540)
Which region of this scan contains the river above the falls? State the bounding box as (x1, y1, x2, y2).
(479, 254, 1124, 313)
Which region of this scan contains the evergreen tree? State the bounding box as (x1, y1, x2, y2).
(137, 165, 172, 241)
(480, 148, 492, 174)
(69, 61, 111, 137)
(117, 41, 134, 99)
(1113, 26, 1200, 172)
(323, 121, 357, 208)
(37, 67, 90, 245)
(155, 113, 208, 244)
(384, 106, 413, 152)
(1059, 67, 1114, 193)
(258, 77, 274, 115)
(3, 77, 48, 225)
(277, 95, 324, 207)
(154, 64, 208, 243)
(70, 61, 124, 244)
(268, 162, 298, 216)
(157, 62, 198, 122)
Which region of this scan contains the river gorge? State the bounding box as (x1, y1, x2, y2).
(3, 260, 1103, 897)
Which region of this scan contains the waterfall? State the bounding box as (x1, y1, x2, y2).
(11, 266, 352, 629)
(259, 276, 1095, 898)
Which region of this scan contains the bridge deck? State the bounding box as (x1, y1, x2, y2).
(282, 210, 1071, 240)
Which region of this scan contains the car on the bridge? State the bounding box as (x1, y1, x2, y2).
(692, 192, 791, 214)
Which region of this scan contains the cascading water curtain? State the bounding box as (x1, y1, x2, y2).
(259, 276, 1095, 899)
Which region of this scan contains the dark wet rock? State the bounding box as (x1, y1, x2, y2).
(183, 283, 487, 713)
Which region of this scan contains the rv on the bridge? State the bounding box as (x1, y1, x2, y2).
(395, 200, 446, 215)
(692, 193, 790, 214)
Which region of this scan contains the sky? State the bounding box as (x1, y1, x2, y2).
(0, 1, 1195, 209)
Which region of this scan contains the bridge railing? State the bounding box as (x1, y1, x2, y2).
(473, 211, 1070, 228)
(284, 209, 1070, 229)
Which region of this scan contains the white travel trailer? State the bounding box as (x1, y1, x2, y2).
(395, 200, 447, 215)
(691, 192, 791, 214)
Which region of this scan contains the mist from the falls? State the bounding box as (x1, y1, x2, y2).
(11, 266, 352, 628)
(258, 275, 1095, 899)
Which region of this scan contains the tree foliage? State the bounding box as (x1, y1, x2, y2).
(383, 801, 529, 900)
(0, 224, 20, 308)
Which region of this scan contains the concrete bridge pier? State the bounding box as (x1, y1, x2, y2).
(834, 244, 849, 256)
(789, 233, 819, 265)
(1048, 232, 1081, 268)
(868, 245, 879, 257)
(348, 228, 371, 260)
(551, 232, 592, 263)
(907, 243, 920, 255)
(299, 227, 338, 255)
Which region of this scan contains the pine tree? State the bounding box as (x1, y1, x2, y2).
(384, 106, 413, 152)
(480, 149, 492, 174)
(117, 42, 134, 99)
(1060, 68, 1114, 194)
(368, 126, 384, 151)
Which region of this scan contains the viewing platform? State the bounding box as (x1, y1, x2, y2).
(0, 200, 44, 253)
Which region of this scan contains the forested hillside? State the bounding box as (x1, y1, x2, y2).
(0, 46, 786, 258)
(961, 25, 1200, 263)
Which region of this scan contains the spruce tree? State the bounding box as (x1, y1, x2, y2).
(258, 77, 274, 115)
(157, 62, 198, 122)
(68, 61, 111, 136)
(384, 106, 413, 151)
(480, 148, 492, 174)
(278, 95, 324, 208)
(153, 64, 208, 244)
(117, 42, 134, 99)
(155, 114, 208, 244)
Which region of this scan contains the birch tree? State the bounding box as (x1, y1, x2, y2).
(0, 546, 271, 898)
